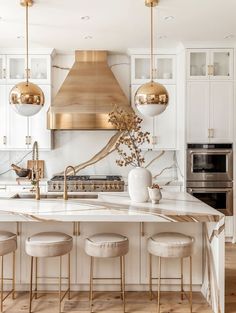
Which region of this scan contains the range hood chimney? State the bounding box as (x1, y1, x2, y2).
(47, 50, 133, 130)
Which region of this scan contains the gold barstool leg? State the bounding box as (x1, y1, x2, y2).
(157, 256, 161, 313)
(0, 256, 3, 313)
(59, 256, 62, 313)
(89, 257, 94, 313)
(68, 253, 71, 300)
(181, 258, 184, 301)
(149, 254, 153, 300)
(12, 252, 16, 300)
(34, 258, 38, 300)
(122, 256, 126, 313)
(120, 256, 123, 301)
(29, 256, 34, 313)
(190, 256, 193, 313)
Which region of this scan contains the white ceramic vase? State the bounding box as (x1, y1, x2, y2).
(128, 167, 152, 203)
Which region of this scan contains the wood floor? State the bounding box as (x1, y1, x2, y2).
(2, 243, 236, 313)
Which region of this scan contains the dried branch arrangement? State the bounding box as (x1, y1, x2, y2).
(108, 106, 150, 167)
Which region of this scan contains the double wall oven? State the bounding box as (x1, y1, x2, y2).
(187, 144, 233, 215)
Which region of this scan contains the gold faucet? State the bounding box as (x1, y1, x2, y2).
(31, 141, 40, 200)
(64, 166, 76, 200)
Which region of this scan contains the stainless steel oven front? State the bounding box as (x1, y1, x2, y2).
(187, 181, 233, 216)
(187, 144, 233, 182)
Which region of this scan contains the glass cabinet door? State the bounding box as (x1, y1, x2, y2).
(188, 50, 208, 79)
(29, 55, 51, 84)
(211, 50, 233, 79)
(131, 56, 151, 84)
(155, 55, 175, 83)
(6, 55, 26, 83)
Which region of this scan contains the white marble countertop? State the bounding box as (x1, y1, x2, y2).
(0, 191, 223, 222)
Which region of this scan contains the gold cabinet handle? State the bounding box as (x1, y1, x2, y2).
(151, 135, 157, 145)
(3, 136, 7, 145)
(2, 69, 6, 79)
(208, 65, 214, 76)
(25, 136, 28, 145)
(208, 128, 214, 138)
(28, 136, 32, 145)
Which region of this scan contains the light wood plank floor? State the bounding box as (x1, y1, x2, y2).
(3, 243, 236, 313)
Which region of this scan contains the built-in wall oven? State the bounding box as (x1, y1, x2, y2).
(187, 144, 233, 216)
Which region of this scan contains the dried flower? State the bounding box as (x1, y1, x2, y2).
(108, 106, 150, 167)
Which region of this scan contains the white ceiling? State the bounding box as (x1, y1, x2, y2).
(0, 0, 236, 53)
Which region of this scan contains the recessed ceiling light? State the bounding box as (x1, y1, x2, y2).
(163, 15, 174, 21)
(17, 35, 24, 39)
(81, 16, 90, 21)
(84, 35, 93, 40)
(224, 34, 234, 39)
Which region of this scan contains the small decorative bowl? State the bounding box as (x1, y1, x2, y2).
(148, 185, 162, 204)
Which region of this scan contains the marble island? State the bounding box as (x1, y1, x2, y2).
(0, 191, 225, 313)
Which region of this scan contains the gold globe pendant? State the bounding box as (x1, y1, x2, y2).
(9, 82, 44, 117)
(134, 81, 169, 117)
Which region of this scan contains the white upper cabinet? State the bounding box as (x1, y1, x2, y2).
(0, 85, 7, 149)
(0, 55, 6, 84)
(6, 85, 29, 150)
(187, 49, 233, 80)
(6, 54, 51, 85)
(209, 81, 234, 142)
(0, 51, 52, 151)
(131, 54, 176, 84)
(29, 85, 52, 150)
(187, 81, 210, 143)
(187, 81, 234, 143)
(131, 84, 177, 150)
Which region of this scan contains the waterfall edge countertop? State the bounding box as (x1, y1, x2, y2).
(0, 191, 223, 222)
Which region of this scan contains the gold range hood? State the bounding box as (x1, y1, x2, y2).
(47, 50, 133, 130)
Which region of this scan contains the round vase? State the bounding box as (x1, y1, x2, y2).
(128, 167, 152, 203)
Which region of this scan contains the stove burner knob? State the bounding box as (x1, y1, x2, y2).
(53, 184, 56, 190)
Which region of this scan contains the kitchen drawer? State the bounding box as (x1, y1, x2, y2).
(7, 185, 47, 193)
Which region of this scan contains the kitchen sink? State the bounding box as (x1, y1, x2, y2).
(13, 193, 98, 200)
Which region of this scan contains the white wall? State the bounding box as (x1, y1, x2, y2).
(0, 53, 178, 182)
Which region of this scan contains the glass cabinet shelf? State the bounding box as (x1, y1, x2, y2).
(131, 54, 175, 84)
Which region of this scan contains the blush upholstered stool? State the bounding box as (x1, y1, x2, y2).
(25, 232, 73, 313)
(85, 233, 129, 313)
(0, 231, 17, 313)
(147, 232, 195, 313)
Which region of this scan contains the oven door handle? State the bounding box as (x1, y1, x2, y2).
(188, 188, 232, 193)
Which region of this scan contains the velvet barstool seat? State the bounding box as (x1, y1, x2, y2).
(85, 233, 129, 313)
(147, 232, 195, 313)
(0, 231, 17, 313)
(25, 232, 73, 313)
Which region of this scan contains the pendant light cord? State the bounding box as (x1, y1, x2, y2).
(150, 3, 154, 82)
(26, 2, 29, 84)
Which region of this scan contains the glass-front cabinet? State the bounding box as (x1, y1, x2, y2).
(187, 49, 233, 80)
(131, 54, 176, 84)
(5, 54, 51, 84)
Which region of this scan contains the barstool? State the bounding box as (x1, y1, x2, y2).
(25, 232, 73, 313)
(147, 232, 195, 313)
(0, 231, 17, 313)
(85, 233, 129, 313)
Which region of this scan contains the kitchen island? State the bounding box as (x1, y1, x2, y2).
(0, 191, 224, 313)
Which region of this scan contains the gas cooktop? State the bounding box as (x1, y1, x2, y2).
(48, 175, 124, 192)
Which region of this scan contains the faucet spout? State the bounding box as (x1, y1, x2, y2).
(64, 166, 76, 200)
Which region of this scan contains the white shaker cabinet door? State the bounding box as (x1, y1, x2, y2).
(187, 81, 210, 143)
(0, 85, 7, 149)
(6, 85, 29, 150)
(29, 85, 52, 150)
(153, 84, 176, 150)
(209, 81, 234, 143)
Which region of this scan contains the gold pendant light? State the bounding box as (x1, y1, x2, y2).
(9, 0, 44, 117)
(134, 0, 169, 117)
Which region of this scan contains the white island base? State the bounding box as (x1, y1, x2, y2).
(0, 191, 225, 313)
